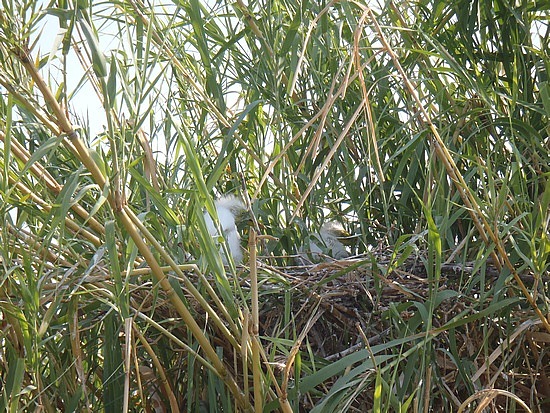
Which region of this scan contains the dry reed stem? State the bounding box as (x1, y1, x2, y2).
(248, 229, 263, 413)
(458, 389, 532, 413)
(125, 212, 242, 350)
(361, 3, 550, 334)
(9, 40, 252, 411)
(134, 324, 180, 412)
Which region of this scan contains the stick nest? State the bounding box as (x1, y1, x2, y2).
(130, 249, 550, 411)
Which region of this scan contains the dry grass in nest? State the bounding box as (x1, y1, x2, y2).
(128, 251, 549, 410)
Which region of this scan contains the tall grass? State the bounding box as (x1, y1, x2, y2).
(1, 0, 549, 411)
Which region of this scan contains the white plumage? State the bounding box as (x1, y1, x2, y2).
(204, 195, 246, 265)
(317, 221, 350, 259)
(297, 221, 350, 264)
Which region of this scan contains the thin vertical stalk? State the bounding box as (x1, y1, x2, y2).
(248, 228, 262, 413)
(363, 3, 550, 334)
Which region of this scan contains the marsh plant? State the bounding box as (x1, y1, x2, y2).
(0, 0, 549, 411)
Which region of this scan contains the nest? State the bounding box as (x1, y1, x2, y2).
(253, 254, 550, 411)
(129, 251, 549, 411)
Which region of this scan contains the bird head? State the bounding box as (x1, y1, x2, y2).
(319, 221, 355, 245)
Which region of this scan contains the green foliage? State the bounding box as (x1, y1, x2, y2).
(0, 0, 548, 411)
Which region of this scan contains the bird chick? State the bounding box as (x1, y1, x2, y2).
(297, 221, 350, 265)
(204, 195, 246, 265)
(317, 221, 351, 259)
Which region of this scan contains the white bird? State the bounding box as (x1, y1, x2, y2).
(204, 195, 246, 265)
(297, 221, 350, 265)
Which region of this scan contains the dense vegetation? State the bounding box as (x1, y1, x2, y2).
(1, 0, 549, 411)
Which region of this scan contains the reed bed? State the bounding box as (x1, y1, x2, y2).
(1, 0, 549, 411)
